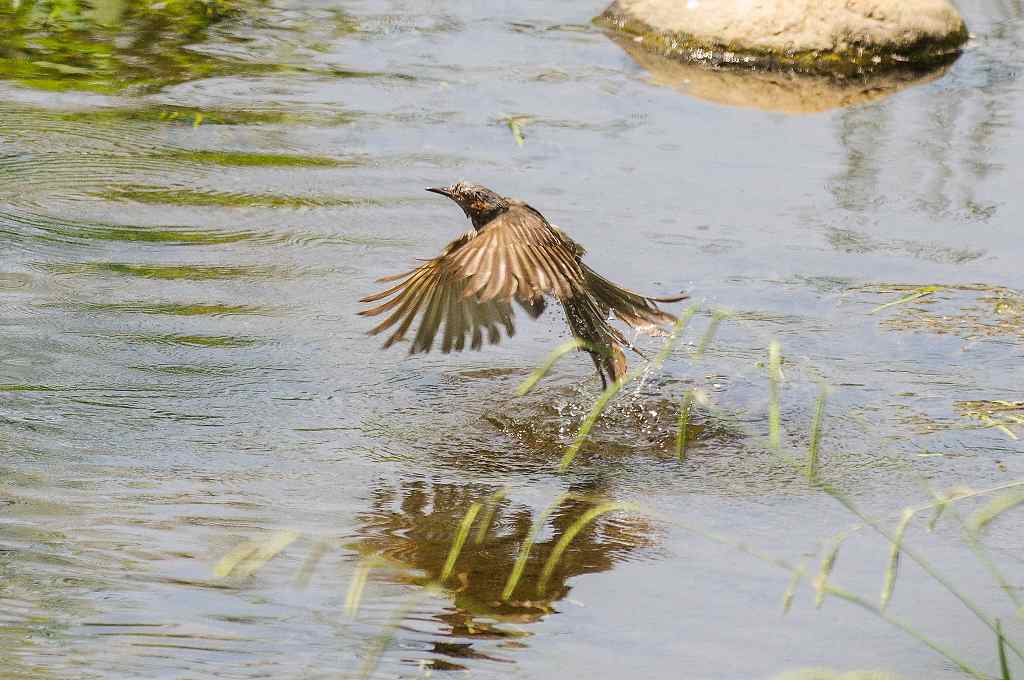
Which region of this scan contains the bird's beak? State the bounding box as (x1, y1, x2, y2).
(426, 186, 452, 198)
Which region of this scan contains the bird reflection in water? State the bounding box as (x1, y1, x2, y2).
(349, 479, 656, 669)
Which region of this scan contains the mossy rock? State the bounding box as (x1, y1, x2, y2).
(595, 0, 968, 76)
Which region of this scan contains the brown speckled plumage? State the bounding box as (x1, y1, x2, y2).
(359, 182, 687, 388)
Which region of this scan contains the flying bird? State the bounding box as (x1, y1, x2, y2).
(359, 182, 686, 388)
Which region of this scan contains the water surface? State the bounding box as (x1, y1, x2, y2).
(1, 0, 1023, 678)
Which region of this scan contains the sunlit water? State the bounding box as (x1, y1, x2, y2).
(1, 1, 1023, 678)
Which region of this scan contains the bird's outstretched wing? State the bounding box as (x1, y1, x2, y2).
(358, 207, 585, 354)
(359, 256, 516, 354)
(359, 204, 686, 353)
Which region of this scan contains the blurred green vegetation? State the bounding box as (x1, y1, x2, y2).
(0, 0, 269, 93)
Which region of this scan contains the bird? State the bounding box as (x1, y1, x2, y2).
(358, 182, 687, 388)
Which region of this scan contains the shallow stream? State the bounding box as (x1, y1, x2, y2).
(1, 1, 1023, 678)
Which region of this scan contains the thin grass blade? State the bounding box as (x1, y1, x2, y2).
(998, 619, 1011, 680)
(880, 508, 915, 612)
(654, 304, 700, 368)
(559, 377, 626, 472)
(560, 305, 698, 472)
(694, 308, 728, 358)
(355, 586, 437, 680)
(474, 488, 509, 545)
(295, 539, 331, 589)
(824, 582, 988, 679)
(979, 414, 1019, 440)
(502, 493, 570, 601)
(966, 489, 1024, 537)
(782, 563, 806, 615)
(929, 496, 950, 532)
(214, 530, 301, 578)
(870, 285, 944, 314)
(345, 555, 402, 618)
(675, 388, 694, 462)
(517, 339, 590, 396)
(505, 116, 529, 147)
(538, 502, 638, 595)
(440, 501, 482, 584)
(345, 558, 374, 618)
(807, 386, 827, 481)
(813, 529, 852, 608)
(213, 542, 261, 579)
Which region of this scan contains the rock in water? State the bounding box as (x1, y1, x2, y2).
(606, 32, 954, 113)
(596, 0, 968, 75)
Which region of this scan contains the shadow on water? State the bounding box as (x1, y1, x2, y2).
(348, 478, 657, 672)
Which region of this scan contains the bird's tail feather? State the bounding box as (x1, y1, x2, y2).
(582, 266, 686, 336)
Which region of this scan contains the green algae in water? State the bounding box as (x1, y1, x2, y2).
(21, 218, 261, 246)
(870, 286, 945, 314)
(0, 0, 362, 94)
(0, 0, 262, 94)
(114, 333, 262, 348)
(152, 149, 359, 168)
(39, 261, 286, 280)
(53, 302, 273, 317)
(860, 284, 1024, 341)
(54, 106, 362, 128)
(956, 401, 1024, 441)
(98, 185, 387, 209)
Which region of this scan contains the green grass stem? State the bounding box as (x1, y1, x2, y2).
(537, 502, 637, 596)
(694, 309, 729, 358)
(474, 488, 509, 545)
(880, 508, 915, 612)
(654, 304, 701, 367)
(559, 305, 698, 472)
(440, 502, 482, 584)
(966, 490, 1024, 537)
(870, 285, 944, 314)
(782, 562, 806, 615)
(813, 529, 853, 608)
(354, 585, 437, 680)
(345, 558, 373, 618)
(815, 479, 1024, 663)
(294, 539, 331, 589)
(559, 377, 627, 472)
(503, 115, 532, 147)
(501, 493, 571, 601)
(213, 530, 300, 578)
(917, 482, 1023, 609)
(675, 389, 694, 462)
(345, 555, 400, 619)
(823, 583, 988, 679)
(914, 481, 1024, 528)
(807, 386, 827, 481)
(667, 505, 990, 678)
(998, 619, 1011, 680)
(517, 339, 591, 395)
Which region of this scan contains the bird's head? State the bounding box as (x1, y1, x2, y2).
(427, 181, 510, 229)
